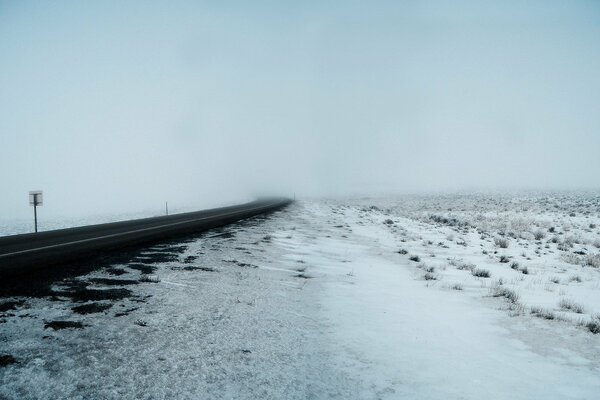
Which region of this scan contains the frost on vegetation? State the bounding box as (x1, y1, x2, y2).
(583, 254, 600, 268)
(559, 253, 580, 265)
(531, 307, 555, 320)
(494, 238, 509, 249)
(423, 272, 437, 281)
(457, 263, 475, 271)
(449, 259, 474, 271)
(429, 214, 468, 227)
(471, 268, 491, 278)
(559, 298, 584, 314)
(584, 315, 600, 334)
(491, 286, 520, 305)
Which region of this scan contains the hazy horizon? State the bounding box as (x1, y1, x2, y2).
(2, 1, 600, 219)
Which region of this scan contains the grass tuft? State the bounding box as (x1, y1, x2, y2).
(559, 298, 584, 314)
(423, 272, 437, 281)
(585, 315, 600, 334)
(491, 286, 520, 304)
(583, 254, 600, 268)
(531, 306, 555, 320)
(495, 238, 509, 248)
(472, 268, 491, 278)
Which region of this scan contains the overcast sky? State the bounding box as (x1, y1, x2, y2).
(1, 1, 599, 219)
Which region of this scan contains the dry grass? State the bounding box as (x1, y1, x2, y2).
(531, 306, 555, 320)
(472, 268, 491, 278)
(559, 298, 584, 314)
(494, 238, 509, 248)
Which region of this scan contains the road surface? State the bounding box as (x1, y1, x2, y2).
(0, 198, 291, 278)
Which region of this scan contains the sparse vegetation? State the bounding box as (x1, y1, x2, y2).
(494, 238, 509, 248)
(585, 315, 600, 334)
(531, 307, 555, 320)
(583, 254, 600, 268)
(409, 255, 420, 262)
(454, 261, 475, 271)
(499, 255, 510, 263)
(491, 286, 520, 304)
(397, 249, 408, 255)
(472, 268, 491, 278)
(559, 298, 584, 314)
(423, 272, 437, 281)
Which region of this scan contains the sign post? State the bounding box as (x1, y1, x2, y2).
(29, 191, 43, 233)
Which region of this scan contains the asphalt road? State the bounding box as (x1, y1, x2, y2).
(0, 198, 292, 278)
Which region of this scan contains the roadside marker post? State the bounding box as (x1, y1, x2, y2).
(29, 191, 43, 233)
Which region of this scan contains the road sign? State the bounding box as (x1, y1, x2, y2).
(29, 191, 43, 233)
(29, 191, 43, 206)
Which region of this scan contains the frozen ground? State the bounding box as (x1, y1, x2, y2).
(1, 194, 600, 399)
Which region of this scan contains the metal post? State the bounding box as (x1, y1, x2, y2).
(33, 194, 38, 233)
(166, 201, 168, 216)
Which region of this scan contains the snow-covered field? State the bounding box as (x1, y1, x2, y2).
(1, 194, 600, 399)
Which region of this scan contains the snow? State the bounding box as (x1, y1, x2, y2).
(1, 195, 600, 399)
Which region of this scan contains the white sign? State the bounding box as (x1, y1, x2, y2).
(29, 190, 43, 206)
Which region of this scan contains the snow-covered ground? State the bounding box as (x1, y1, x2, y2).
(1, 195, 600, 399)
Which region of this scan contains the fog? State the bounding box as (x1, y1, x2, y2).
(1, 1, 599, 219)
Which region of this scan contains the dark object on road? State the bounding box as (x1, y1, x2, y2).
(0, 354, 17, 367)
(72, 302, 113, 315)
(44, 320, 86, 330)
